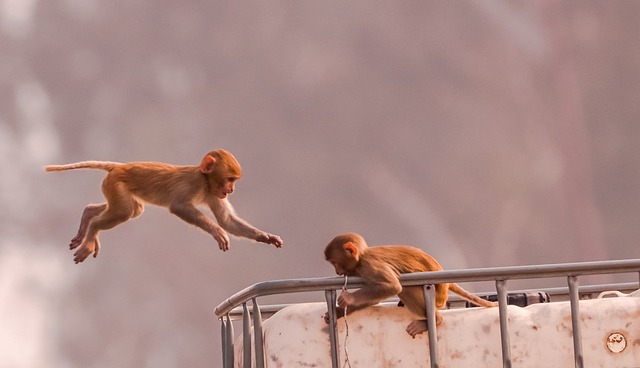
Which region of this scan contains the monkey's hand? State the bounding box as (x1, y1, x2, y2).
(323, 307, 346, 324)
(337, 290, 356, 309)
(256, 232, 283, 248)
(212, 226, 231, 252)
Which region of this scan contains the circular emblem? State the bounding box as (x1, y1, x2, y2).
(606, 332, 627, 353)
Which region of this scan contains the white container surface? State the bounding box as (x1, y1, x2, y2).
(235, 293, 640, 367)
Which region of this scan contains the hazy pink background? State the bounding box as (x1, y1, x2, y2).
(2, 1, 640, 366)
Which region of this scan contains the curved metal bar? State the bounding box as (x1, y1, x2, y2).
(214, 259, 640, 317)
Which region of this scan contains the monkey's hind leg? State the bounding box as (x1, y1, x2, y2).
(405, 312, 444, 339)
(400, 285, 446, 338)
(72, 181, 137, 264)
(70, 204, 107, 250)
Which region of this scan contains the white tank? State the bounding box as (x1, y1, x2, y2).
(235, 293, 640, 367)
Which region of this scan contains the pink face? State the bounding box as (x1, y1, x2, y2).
(326, 251, 357, 276)
(328, 259, 346, 276)
(218, 177, 238, 199)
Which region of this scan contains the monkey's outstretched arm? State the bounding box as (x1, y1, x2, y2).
(209, 199, 283, 247)
(169, 202, 231, 251)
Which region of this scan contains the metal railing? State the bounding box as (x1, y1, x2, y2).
(214, 259, 640, 368)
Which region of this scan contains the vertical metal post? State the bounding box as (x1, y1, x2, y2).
(252, 298, 265, 368)
(242, 302, 252, 368)
(221, 317, 229, 368)
(496, 280, 512, 368)
(223, 314, 235, 368)
(568, 276, 584, 368)
(423, 284, 439, 368)
(325, 289, 341, 368)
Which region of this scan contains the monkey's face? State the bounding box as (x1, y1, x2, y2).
(200, 150, 242, 199)
(210, 162, 241, 199)
(326, 249, 358, 276)
(216, 176, 238, 199)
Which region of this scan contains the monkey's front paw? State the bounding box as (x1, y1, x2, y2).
(337, 290, 355, 309)
(212, 228, 230, 252)
(323, 307, 345, 324)
(257, 233, 283, 248)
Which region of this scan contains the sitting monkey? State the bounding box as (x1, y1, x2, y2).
(324, 232, 495, 337)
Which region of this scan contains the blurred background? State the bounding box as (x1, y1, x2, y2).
(2, 1, 640, 366)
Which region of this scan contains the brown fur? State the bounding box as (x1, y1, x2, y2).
(324, 232, 496, 337)
(45, 149, 282, 263)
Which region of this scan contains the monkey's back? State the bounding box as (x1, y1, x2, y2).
(365, 245, 443, 274)
(105, 162, 206, 206)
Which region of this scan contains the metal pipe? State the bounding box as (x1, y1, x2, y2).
(242, 303, 251, 368)
(496, 280, 511, 368)
(224, 282, 640, 321)
(568, 276, 584, 368)
(325, 289, 340, 368)
(252, 298, 265, 368)
(221, 317, 229, 368)
(224, 314, 234, 368)
(423, 284, 439, 368)
(214, 259, 640, 317)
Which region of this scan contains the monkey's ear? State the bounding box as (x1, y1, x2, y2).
(343, 242, 358, 257)
(200, 155, 217, 174)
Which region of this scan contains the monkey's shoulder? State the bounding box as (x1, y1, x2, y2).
(365, 245, 441, 272)
(368, 245, 427, 256)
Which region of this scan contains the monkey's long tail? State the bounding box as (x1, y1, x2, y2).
(44, 161, 121, 172)
(449, 283, 498, 308)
